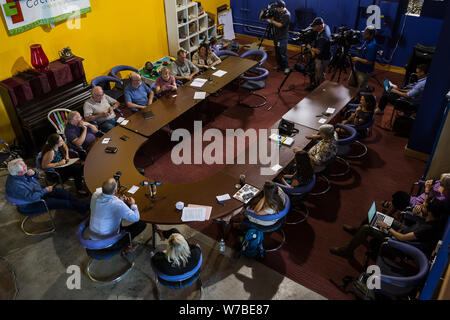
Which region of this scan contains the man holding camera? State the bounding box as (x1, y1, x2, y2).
(307, 17, 332, 90)
(260, 0, 291, 74)
(348, 25, 378, 89)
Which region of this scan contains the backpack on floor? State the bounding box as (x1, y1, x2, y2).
(240, 229, 264, 259)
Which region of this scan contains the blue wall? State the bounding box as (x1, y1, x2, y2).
(230, 0, 446, 67)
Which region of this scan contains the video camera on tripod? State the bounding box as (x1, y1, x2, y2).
(260, 2, 280, 20)
(292, 27, 317, 45)
(329, 27, 361, 82)
(277, 27, 316, 93)
(331, 27, 361, 48)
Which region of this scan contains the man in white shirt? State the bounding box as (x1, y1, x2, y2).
(84, 86, 120, 132)
(89, 178, 146, 253)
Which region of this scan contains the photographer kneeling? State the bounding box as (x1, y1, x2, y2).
(259, 1, 291, 74)
(306, 17, 331, 90)
(348, 25, 377, 89)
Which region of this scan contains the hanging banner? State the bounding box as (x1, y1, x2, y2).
(1, 0, 91, 35)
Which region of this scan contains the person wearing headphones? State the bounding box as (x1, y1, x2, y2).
(348, 25, 378, 89)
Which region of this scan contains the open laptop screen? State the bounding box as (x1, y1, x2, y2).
(383, 78, 391, 92)
(368, 201, 377, 223)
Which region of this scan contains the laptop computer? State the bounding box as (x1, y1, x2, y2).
(383, 78, 391, 93)
(368, 201, 394, 234)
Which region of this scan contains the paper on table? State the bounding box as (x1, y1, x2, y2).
(190, 81, 205, 88)
(188, 204, 212, 220)
(318, 118, 327, 124)
(102, 138, 110, 144)
(121, 120, 129, 125)
(271, 164, 283, 172)
(95, 187, 102, 193)
(212, 70, 227, 77)
(181, 207, 207, 222)
(57, 158, 80, 168)
(127, 185, 139, 194)
(117, 117, 125, 124)
(216, 194, 231, 202)
(194, 92, 206, 99)
(326, 108, 336, 114)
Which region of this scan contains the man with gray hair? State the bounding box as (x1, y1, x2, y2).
(302, 124, 337, 172)
(84, 86, 120, 132)
(64, 110, 99, 151)
(5, 158, 89, 215)
(88, 177, 146, 253)
(124, 72, 155, 112)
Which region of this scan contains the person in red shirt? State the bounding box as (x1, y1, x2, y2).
(155, 67, 177, 96)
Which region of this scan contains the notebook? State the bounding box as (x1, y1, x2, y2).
(368, 201, 394, 234)
(233, 184, 260, 204)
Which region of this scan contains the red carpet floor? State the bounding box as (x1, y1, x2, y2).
(135, 42, 426, 299)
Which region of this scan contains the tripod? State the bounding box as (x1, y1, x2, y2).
(278, 45, 315, 93)
(329, 44, 354, 83)
(258, 23, 273, 50)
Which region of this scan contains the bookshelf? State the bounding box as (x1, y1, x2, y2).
(165, 0, 218, 59)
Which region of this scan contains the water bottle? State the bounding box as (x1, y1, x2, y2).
(219, 238, 226, 253)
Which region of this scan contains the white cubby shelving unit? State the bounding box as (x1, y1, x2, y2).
(165, 0, 218, 59)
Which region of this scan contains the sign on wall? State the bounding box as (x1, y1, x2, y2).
(1, 0, 91, 35)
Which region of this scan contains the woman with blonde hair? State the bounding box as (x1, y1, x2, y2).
(151, 228, 201, 275)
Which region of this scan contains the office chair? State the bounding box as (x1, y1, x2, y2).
(374, 239, 429, 299)
(149, 244, 203, 300)
(238, 67, 270, 108)
(276, 175, 316, 224)
(240, 49, 268, 66)
(243, 193, 290, 252)
(77, 219, 135, 284)
(5, 194, 56, 236)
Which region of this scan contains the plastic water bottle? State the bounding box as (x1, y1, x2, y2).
(219, 238, 226, 253)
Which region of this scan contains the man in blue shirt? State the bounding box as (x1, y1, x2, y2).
(5, 158, 89, 215)
(88, 178, 146, 253)
(348, 25, 378, 88)
(306, 17, 331, 90)
(124, 73, 155, 113)
(375, 64, 428, 114)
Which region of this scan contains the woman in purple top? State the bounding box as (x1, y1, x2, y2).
(382, 173, 450, 216)
(155, 67, 177, 95)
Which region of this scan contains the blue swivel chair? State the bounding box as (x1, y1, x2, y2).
(336, 123, 369, 160)
(5, 194, 56, 236)
(243, 193, 290, 252)
(374, 239, 429, 298)
(77, 219, 134, 284)
(109, 65, 139, 90)
(276, 175, 316, 224)
(149, 244, 203, 300)
(239, 67, 270, 108)
(347, 117, 374, 158)
(240, 49, 268, 67)
(215, 50, 239, 59)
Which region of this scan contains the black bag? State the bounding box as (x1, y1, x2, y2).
(278, 119, 299, 137)
(351, 272, 376, 300)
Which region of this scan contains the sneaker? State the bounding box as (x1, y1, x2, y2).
(342, 224, 358, 235)
(284, 68, 290, 74)
(330, 247, 353, 259)
(374, 108, 384, 115)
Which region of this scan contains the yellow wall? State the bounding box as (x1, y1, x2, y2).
(0, 0, 229, 144)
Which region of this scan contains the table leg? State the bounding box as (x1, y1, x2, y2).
(152, 223, 157, 249)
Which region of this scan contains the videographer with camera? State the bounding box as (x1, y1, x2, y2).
(306, 17, 331, 90)
(259, 0, 291, 74)
(348, 25, 377, 89)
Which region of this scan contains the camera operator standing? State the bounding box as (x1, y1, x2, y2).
(306, 17, 331, 90)
(259, 1, 291, 74)
(348, 25, 377, 89)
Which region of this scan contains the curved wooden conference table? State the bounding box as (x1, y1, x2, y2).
(84, 61, 357, 240)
